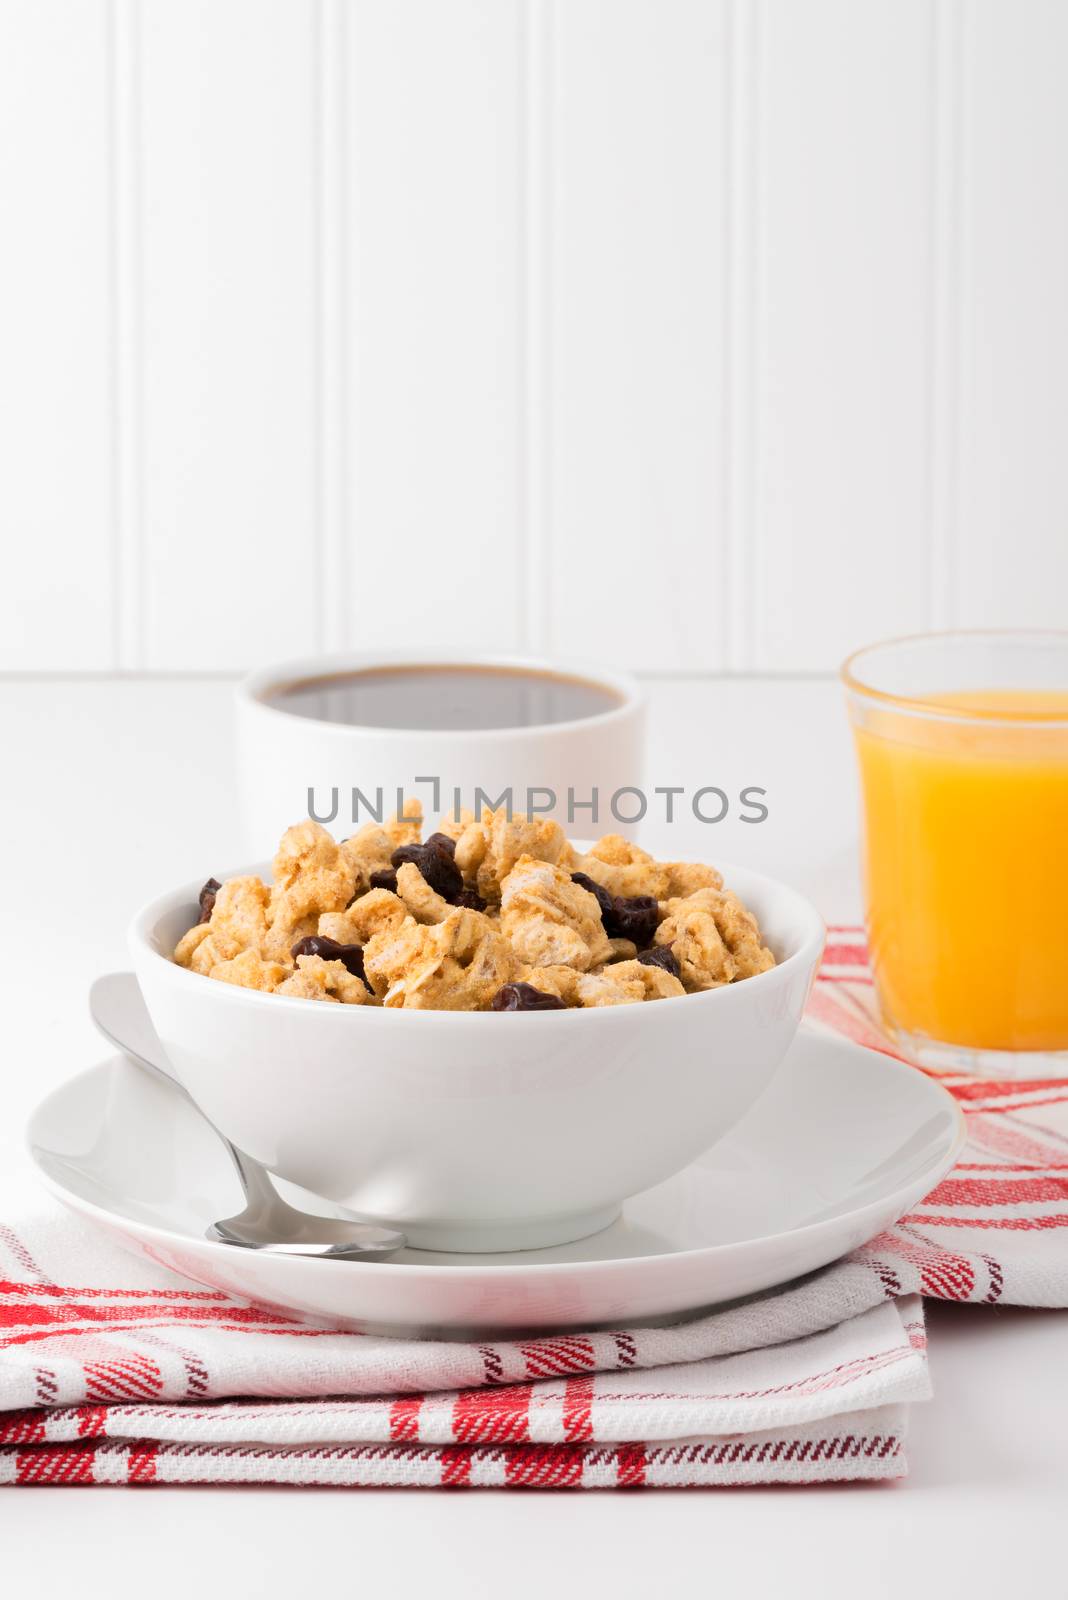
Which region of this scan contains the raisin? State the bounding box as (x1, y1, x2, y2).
(636, 945, 680, 979)
(571, 871, 615, 921)
(291, 935, 372, 992)
(197, 877, 221, 924)
(369, 868, 398, 893)
(424, 832, 457, 857)
(606, 894, 659, 947)
(491, 982, 568, 1012)
(572, 873, 658, 946)
(392, 836, 463, 901)
(450, 887, 488, 912)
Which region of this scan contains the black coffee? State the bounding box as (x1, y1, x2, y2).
(265, 665, 622, 731)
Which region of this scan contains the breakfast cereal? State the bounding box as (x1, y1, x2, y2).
(173, 803, 776, 1010)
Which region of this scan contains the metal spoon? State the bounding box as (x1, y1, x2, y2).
(89, 972, 406, 1261)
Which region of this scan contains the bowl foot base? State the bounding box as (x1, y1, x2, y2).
(399, 1204, 623, 1255)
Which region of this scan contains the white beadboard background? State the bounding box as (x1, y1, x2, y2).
(1, 0, 1066, 676)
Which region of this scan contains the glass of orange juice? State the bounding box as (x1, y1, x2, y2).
(842, 631, 1068, 1076)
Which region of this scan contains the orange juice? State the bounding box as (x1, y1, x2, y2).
(853, 689, 1068, 1053)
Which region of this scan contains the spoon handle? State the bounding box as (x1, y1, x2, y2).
(88, 972, 407, 1260)
(223, 1138, 283, 1218)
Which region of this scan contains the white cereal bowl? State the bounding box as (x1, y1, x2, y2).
(130, 862, 825, 1254)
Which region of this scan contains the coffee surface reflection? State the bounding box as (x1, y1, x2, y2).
(264, 665, 622, 732)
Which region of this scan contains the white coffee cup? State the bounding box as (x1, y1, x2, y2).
(236, 651, 646, 850)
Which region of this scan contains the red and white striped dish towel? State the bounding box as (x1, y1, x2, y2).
(2, 932, 1066, 1490)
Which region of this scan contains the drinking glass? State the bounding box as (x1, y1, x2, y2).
(842, 631, 1068, 1076)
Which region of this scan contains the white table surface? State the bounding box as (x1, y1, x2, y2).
(1, 675, 1064, 1592)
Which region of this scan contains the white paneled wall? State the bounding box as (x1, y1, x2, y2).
(549, 0, 728, 670)
(0, 1, 114, 669)
(346, 1, 525, 654)
(1, 0, 1065, 675)
(955, 0, 1068, 629)
(751, 0, 934, 670)
(138, 0, 321, 669)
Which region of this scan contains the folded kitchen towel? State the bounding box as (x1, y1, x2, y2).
(2, 931, 1065, 1489)
(0, 1198, 927, 1489)
(810, 927, 1068, 1309)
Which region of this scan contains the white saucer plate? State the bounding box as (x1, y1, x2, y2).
(27, 1029, 964, 1337)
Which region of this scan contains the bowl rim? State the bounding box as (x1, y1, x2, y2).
(130, 856, 827, 1023)
(237, 649, 646, 742)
